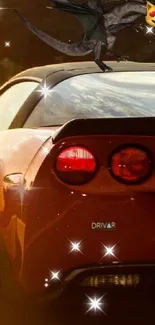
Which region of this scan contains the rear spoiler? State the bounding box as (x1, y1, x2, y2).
(52, 117, 155, 143)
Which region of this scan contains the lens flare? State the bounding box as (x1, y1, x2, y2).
(102, 243, 118, 259)
(69, 239, 83, 254)
(85, 294, 107, 314)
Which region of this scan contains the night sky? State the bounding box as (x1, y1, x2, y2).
(0, 0, 155, 84)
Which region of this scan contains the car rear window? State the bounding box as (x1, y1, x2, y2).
(24, 71, 155, 127)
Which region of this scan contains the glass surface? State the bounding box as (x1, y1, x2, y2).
(24, 71, 155, 127)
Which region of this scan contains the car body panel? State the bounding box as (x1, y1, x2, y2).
(9, 61, 155, 81)
(0, 128, 57, 275)
(0, 129, 54, 177)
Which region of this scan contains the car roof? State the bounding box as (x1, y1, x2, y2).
(10, 61, 155, 82)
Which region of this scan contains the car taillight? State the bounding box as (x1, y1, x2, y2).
(109, 146, 152, 184)
(55, 146, 97, 185)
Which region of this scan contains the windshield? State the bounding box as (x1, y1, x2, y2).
(24, 71, 155, 127)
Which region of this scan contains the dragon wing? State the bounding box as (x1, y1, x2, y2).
(15, 0, 108, 57)
(48, 0, 92, 13)
(46, 0, 100, 39)
(15, 9, 93, 56)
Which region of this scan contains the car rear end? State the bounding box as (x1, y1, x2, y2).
(16, 117, 155, 294)
(17, 117, 155, 323)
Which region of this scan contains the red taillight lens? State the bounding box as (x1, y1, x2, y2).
(55, 146, 97, 185)
(110, 146, 152, 184)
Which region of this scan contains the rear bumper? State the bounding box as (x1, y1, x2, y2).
(33, 262, 155, 325)
(40, 261, 155, 300)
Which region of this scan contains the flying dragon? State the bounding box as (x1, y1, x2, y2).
(15, 0, 147, 71)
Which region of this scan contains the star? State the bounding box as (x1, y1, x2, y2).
(145, 26, 154, 34)
(69, 240, 83, 254)
(42, 146, 49, 154)
(44, 270, 61, 287)
(101, 243, 118, 259)
(5, 41, 11, 47)
(36, 82, 52, 99)
(41, 145, 51, 156)
(49, 270, 61, 281)
(85, 294, 107, 314)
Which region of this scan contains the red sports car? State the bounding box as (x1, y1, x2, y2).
(0, 61, 155, 311)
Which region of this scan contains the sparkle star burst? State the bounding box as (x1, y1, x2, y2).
(49, 270, 61, 281)
(86, 294, 107, 314)
(145, 26, 154, 34)
(5, 41, 11, 47)
(44, 270, 61, 287)
(36, 82, 52, 100)
(69, 240, 83, 254)
(102, 243, 118, 259)
(41, 145, 50, 155)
